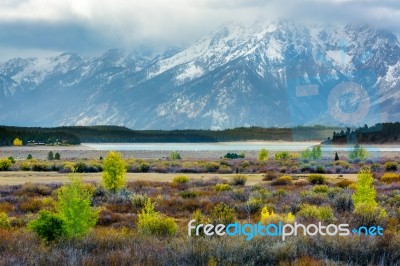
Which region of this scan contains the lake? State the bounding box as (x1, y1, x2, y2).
(84, 142, 320, 151)
(83, 142, 400, 153)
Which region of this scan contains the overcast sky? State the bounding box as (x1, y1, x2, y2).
(0, 0, 399, 61)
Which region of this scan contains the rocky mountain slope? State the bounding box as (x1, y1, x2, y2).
(0, 21, 399, 129)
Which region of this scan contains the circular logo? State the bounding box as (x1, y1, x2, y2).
(328, 82, 370, 124)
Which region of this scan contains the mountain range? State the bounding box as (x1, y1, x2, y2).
(0, 20, 399, 129)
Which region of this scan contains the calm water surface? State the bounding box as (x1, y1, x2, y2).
(84, 142, 400, 152)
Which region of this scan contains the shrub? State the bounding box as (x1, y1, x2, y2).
(179, 190, 199, 199)
(210, 203, 236, 224)
(8, 156, 15, 164)
(258, 148, 269, 161)
(224, 152, 244, 159)
(138, 162, 150, 172)
(271, 175, 293, 186)
(260, 206, 278, 223)
(20, 198, 43, 213)
(353, 204, 387, 227)
(335, 179, 354, 188)
(0, 158, 12, 171)
(262, 171, 279, 181)
(218, 165, 232, 174)
(275, 151, 290, 160)
(74, 162, 88, 173)
(54, 152, 61, 160)
(20, 161, 31, 171)
(245, 198, 263, 214)
(137, 199, 177, 236)
(204, 162, 219, 172)
(0, 212, 11, 228)
(31, 161, 50, 171)
(169, 151, 181, 160)
(297, 204, 335, 223)
(334, 192, 354, 212)
(61, 162, 75, 173)
(333, 160, 352, 169)
(28, 210, 65, 242)
(131, 193, 149, 208)
(312, 185, 329, 193)
(381, 173, 400, 183)
(231, 174, 247, 186)
(260, 206, 295, 224)
(27, 154, 33, 160)
(213, 183, 232, 192)
(102, 151, 127, 192)
(0, 202, 14, 213)
(371, 163, 381, 171)
(307, 174, 326, 185)
(190, 209, 208, 235)
(384, 161, 398, 172)
(315, 165, 325, 173)
(20, 183, 52, 196)
(240, 160, 251, 168)
(173, 175, 190, 184)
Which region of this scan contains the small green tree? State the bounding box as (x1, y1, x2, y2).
(57, 176, 99, 238)
(334, 152, 340, 161)
(102, 151, 127, 192)
(169, 151, 181, 160)
(352, 167, 377, 208)
(349, 144, 368, 161)
(258, 148, 269, 161)
(27, 154, 33, 160)
(54, 152, 61, 160)
(301, 148, 312, 160)
(302, 146, 322, 160)
(352, 167, 387, 227)
(47, 151, 54, 161)
(311, 146, 322, 159)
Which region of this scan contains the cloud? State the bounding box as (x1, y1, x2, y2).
(0, 0, 398, 60)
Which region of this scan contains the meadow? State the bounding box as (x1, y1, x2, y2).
(0, 151, 399, 265)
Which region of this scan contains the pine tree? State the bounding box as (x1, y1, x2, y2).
(335, 152, 339, 161)
(47, 151, 54, 161)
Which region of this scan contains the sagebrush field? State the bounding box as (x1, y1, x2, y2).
(0, 150, 400, 265)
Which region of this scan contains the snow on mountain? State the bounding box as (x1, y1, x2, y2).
(0, 20, 399, 129)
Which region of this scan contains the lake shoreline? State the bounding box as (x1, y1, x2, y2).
(0, 142, 398, 160)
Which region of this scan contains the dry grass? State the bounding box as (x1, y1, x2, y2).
(0, 172, 358, 185)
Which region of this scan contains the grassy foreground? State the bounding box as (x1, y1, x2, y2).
(0, 155, 399, 265)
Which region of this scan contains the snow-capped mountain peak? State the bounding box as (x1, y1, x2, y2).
(0, 21, 399, 129)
